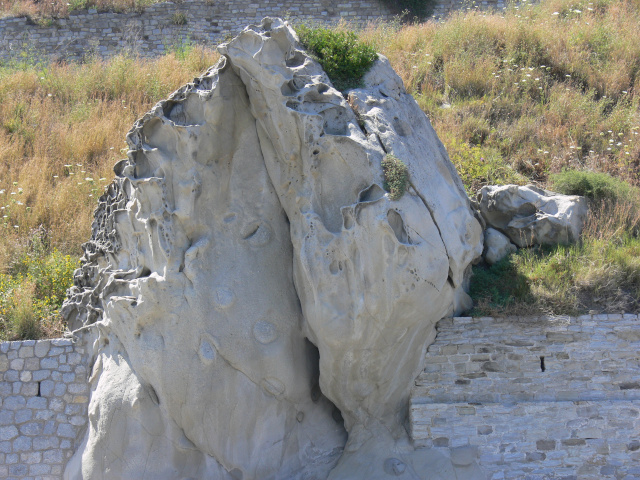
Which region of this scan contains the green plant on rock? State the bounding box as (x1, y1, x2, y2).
(296, 25, 378, 91)
(382, 154, 409, 200)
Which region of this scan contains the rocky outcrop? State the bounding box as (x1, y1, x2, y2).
(62, 18, 482, 479)
(476, 184, 588, 248)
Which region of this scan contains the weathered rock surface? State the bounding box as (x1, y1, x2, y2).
(62, 18, 482, 480)
(476, 184, 588, 247)
(483, 227, 517, 265)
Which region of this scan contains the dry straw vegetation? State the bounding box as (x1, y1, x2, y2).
(0, 46, 219, 339)
(0, 0, 639, 338)
(0, 0, 160, 21)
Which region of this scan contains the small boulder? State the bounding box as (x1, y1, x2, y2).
(477, 184, 588, 247)
(483, 228, 517, 265)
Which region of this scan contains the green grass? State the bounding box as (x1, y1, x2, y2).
(296, 25, 378, 91)
(0, 231, 77, 340)
(549, 170, 640, 204)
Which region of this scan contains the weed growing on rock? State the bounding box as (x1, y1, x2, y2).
(382, 154, 409, 200)
(296, 25, 377, 91)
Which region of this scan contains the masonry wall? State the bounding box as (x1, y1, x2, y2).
(0, 0, 518, 63)
(0, 0, 392, 63)
(0, 338, 89, 480)
(410, 314, 640, 479)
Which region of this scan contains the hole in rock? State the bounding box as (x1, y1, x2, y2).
(320, 107, 348, 136)
(332, 406, 343, 424)
(329, 260, 340, 275)
(387, 210, 410, 244)
(540, 356, 546, 372)
(358, 184, 385, 203)
(285, 50, 306, 68)
(392, 116, 411, 137)
(342, 209, 355, 230)
(139, 267, 151, 278)
(147, 384, 160, 406)
(304, 339, 346, 431)
(517, 203, 537, 217)
(229, 468, 243, 480)
(134, 154, 152, 179)
(37, 382, 41, 397)
(281, 81, 296, 96)
(241, 224, 260, 239)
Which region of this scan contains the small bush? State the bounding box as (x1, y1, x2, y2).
(171, 11, 187, 26)
(381, 154, 409, 200)
(296, 25, 378, 91)
(549, 170, 639, 204)
(10, 294, 42, 340)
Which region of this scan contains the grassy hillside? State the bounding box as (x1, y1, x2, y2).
(1, 0, 639, 339)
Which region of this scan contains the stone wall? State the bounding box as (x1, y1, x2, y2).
(410, 314, 640, 479)
(4, 313, 636, 479)
(0, 0, 392, 63)
(0, 0, 524, 63)
(0, 338, 89, 480)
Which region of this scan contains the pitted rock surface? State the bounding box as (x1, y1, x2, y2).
(62, 18, 482, 480)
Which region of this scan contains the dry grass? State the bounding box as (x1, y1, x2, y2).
(0, 0, 159, 20)
(360, 0, 640, 186)
(0, 47, 219, 261)
(0, 47, 218, 339)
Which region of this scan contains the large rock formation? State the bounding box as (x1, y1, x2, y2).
(62, 18, 483, 480)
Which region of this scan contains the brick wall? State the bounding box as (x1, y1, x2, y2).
(0, 338, 89, 480)
(410, 314, 640, 479)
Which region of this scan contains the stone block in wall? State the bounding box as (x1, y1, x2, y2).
(0, 337, 90, 480)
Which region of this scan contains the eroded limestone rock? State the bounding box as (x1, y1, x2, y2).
(483, 228, 517, 265)
(63, 18, 482, 480)
(476, 184, 588, 247)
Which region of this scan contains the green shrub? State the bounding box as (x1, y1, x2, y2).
(381, 154, 409, 200)
(549, 170, 639, 204)
(0, 231, 76, 340)
(296, 25, 378, 91)
(171, 12, 187, 26)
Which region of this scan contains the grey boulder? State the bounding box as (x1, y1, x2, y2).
(483, 227, 517, 265)
(476, 184, 588, 247)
